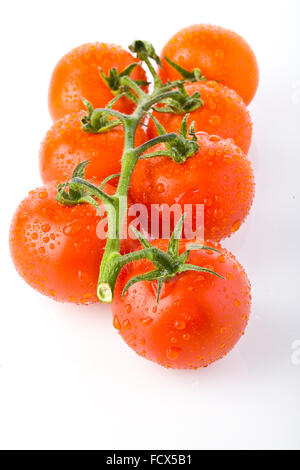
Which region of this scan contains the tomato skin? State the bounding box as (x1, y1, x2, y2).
(148, 81, 252, 154)
(39, 111, 147, 185)
(130, 132, 255, 242)
(159, 24, 259, 105)
(9, 181, 136, 304)
(48, 43, 147, 121)
(112, 239, 251, 369)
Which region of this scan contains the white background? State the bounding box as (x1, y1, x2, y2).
(1, 0, 300, 450)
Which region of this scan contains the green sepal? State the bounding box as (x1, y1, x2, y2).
(178, 244, 222, 264)
(178, 115, 197, 144)
(99, 173, 120, 190)
(164, 56, 206, 82)
(131, 226, 152, 249)
(156, 280, 163, 303)
(72, 160, 90, 179)
(122, 269, 166, 298)
(167, 214, 185, 258)
(185, 244, 222, 254)
(148, 113, 167, 136)
(178, 264, 225, 280)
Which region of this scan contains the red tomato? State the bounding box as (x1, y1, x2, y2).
(148, 81, 252, 154)
(159, 24, 259, 105)
(130, 132, 255, 242)
(9, 181, 136, 304)
(48, 43, 147, 121)
(112, 239, 251, 369)
(39, 111, 147, 185)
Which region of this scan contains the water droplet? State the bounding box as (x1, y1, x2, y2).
(156, 183, 165, 193)
(38, 190, 48, 199)
(209, 135, 221, 142)
(140, 316, 153, 326)
(182, 333, 191, 341)
(203, 198, 212, 207)
(208, 115, 221, 126)
(123, 319, 131, 330)
(31, 232, 38, 240)
(41, 224, 51, 233)
(63, 220, 83, 236)
(223, 155, 233, 164)
(174, 320, 186, 330)
(214, 49, 224, 59)
(166, 346, 181, 360)
(113, 315, 121, 330)
(231, 220, 241, 232)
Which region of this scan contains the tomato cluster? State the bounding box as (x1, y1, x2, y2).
(9, 24, 258, 369)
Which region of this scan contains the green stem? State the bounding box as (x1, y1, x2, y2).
(97, 246, 176, 303)
(120, 75, 148, 101)
(134, 133, 179, 157)
(86, 69, 199, 302)
(142, 90, 182, 111)
(144, 57, 162, 89)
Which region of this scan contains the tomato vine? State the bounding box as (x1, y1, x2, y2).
(56, 40, 222, 303)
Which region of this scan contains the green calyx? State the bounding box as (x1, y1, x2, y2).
(56, 161, 114, 216)
(140, 114, 199, 163)
(81, 98, 124, 133)
(99, 62, 149, 95)
(121, 216, 224, 303)
(153, 82, 203, 114)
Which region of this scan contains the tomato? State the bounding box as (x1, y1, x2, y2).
(159, 24, 259, 105)
(39, 111, 147, 185)
(9, 181, 136, 304)
(148, 81, 252, 154)
(112, 239, 251, 369)
(130, 132, 255, 242)
(48, 43, 147, 121)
